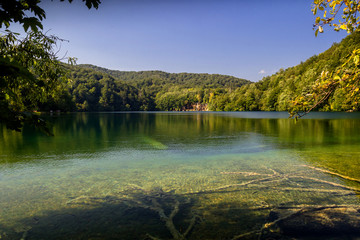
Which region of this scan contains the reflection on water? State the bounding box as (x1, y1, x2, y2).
(0, 112, 360, 239)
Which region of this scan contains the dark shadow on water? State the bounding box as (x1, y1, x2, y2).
(1, 201, 173, 240)
(0, 188, 194, 240)
(25, 204, 169, 240)
(2, 188, 360, 240)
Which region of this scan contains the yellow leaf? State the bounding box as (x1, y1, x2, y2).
(354, 55, 359, 65)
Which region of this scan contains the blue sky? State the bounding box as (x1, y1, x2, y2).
(20, 0, 348, 81)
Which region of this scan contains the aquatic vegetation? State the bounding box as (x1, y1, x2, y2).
(142, 136, 168, 150)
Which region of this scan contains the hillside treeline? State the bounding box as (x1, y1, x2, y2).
(210, 32, 360, 112)
(40, 65, 250, 112)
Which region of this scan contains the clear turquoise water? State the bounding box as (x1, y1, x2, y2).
(1, 112, 360, 239)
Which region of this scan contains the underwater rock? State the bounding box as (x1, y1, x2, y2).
(277, 207, 360, 237)
(267, 210, 279, 222)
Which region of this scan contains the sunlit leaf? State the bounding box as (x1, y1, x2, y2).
(354, 55, 359, 65)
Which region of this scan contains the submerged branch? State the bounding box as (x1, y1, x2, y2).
(220, 171, 272, 177)
(290, 175, 360, 192)
(122, 187, 197, 240)
(301, 165, 360, 183)
(187, 176, 276, 195)
(278, 187, 357, 195)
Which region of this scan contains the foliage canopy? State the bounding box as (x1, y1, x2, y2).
(290, 0, 360, 118)
(0, 0, 101, 133)
(0, 31, 71, 132)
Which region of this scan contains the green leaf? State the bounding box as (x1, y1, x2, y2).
(31, 6, 46, 20)
(22, 17, 43, 32)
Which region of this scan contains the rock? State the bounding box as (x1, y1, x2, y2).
(277, 207, 360, 237)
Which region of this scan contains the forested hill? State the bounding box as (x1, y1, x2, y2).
(208, 32, 360, 111)
(44, 64, 251, 112)
(78, 64, 250, 89)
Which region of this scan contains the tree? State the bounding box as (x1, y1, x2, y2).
(290, 0, 360, 118)
(0, 0, 101, 133)
(0, 31, 68, 132)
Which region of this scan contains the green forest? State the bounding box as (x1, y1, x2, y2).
(42, 32, 360, 113)
(42, 64, 250, 112)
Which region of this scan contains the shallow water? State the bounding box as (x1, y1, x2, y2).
(1, 112, 360, 239)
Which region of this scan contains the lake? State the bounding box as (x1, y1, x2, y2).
(1, 112, 360, 239)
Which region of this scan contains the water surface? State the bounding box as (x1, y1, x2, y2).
(1, 112, 360, 239)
